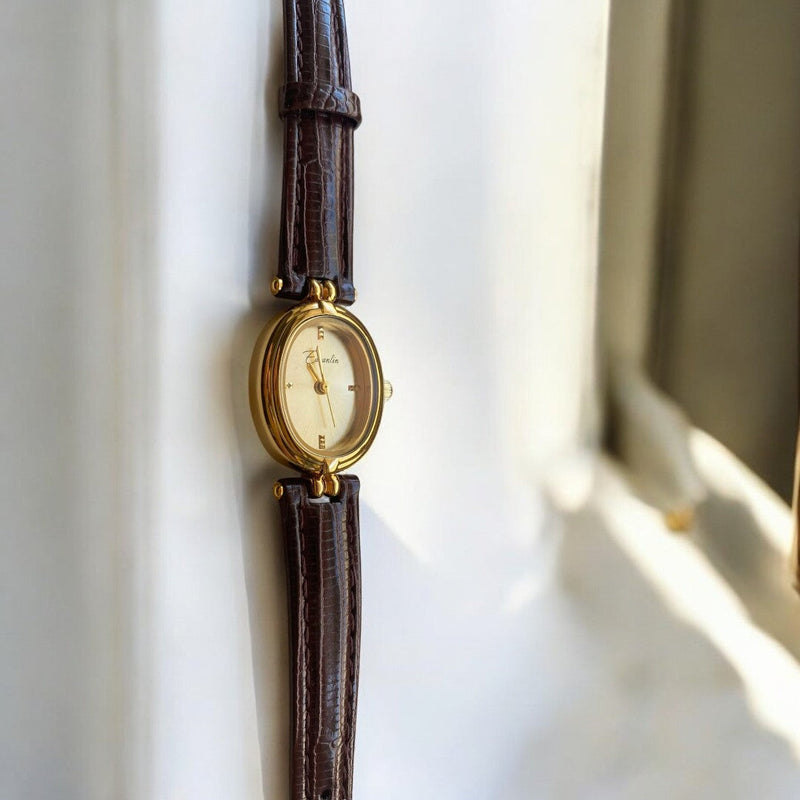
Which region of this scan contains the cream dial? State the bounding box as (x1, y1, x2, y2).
(276, 314, 377, 458)
(250, 299, 386, 475)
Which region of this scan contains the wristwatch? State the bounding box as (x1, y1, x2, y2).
(248, 1, 390, 798)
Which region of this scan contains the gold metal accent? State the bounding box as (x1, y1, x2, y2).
(308, 465, 339, 497)
(317, 326, 325, 340)
(273, 482, 284, 499)
(249, 298, 385, 477)
(664, 507, 694, 533)
(383, 380, 393, 401)
(327, 472, 340, 497)
(322, 281, 337, 302)
(270, 276, 284, 296)
(307, 279, 323, 300)
(317, 461, 339, 496)
(318, 434, 326, 450)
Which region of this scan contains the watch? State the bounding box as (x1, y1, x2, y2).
(248, 1, 390, 798)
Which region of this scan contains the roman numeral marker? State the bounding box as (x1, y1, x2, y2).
(318, 435, 326, 450)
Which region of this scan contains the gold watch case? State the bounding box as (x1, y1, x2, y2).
(250, 283, 388, 489)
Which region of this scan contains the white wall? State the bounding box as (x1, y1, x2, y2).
(0, 1, 632, 797)
(1, 1, 123, 797)
(150, 1, 608, 797)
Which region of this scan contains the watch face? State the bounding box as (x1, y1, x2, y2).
(280, 314, 378, 458)
(250, 301, 385, 473)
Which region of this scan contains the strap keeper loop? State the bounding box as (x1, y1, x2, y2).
(279, 81, 362, 127)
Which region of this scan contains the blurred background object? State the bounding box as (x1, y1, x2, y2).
(791, 425, 800, 591)
(600, 0, 799, 504)
(651, 0, 799, 502)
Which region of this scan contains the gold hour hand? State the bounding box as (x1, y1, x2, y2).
(316, 346, 337, 428)
(306, 359, 322, 385)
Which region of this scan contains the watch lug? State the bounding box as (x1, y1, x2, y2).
(307, 278, 338, 313)
(309, 458, 341, 498)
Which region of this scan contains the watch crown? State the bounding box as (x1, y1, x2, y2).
(383, 380, 393, 402)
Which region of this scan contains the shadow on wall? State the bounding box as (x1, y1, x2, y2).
(229, 1, 292, 795)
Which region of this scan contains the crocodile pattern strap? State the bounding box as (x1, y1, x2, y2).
(278, 475, 361, 800)
(277, 0, 359, 306)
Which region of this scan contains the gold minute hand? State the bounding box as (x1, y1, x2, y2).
(316, 346, 336, 428)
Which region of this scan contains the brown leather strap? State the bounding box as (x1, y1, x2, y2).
(277, 0, 359, 305)
(278, 475, 361, 800)
(280, 82, 362, 127)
